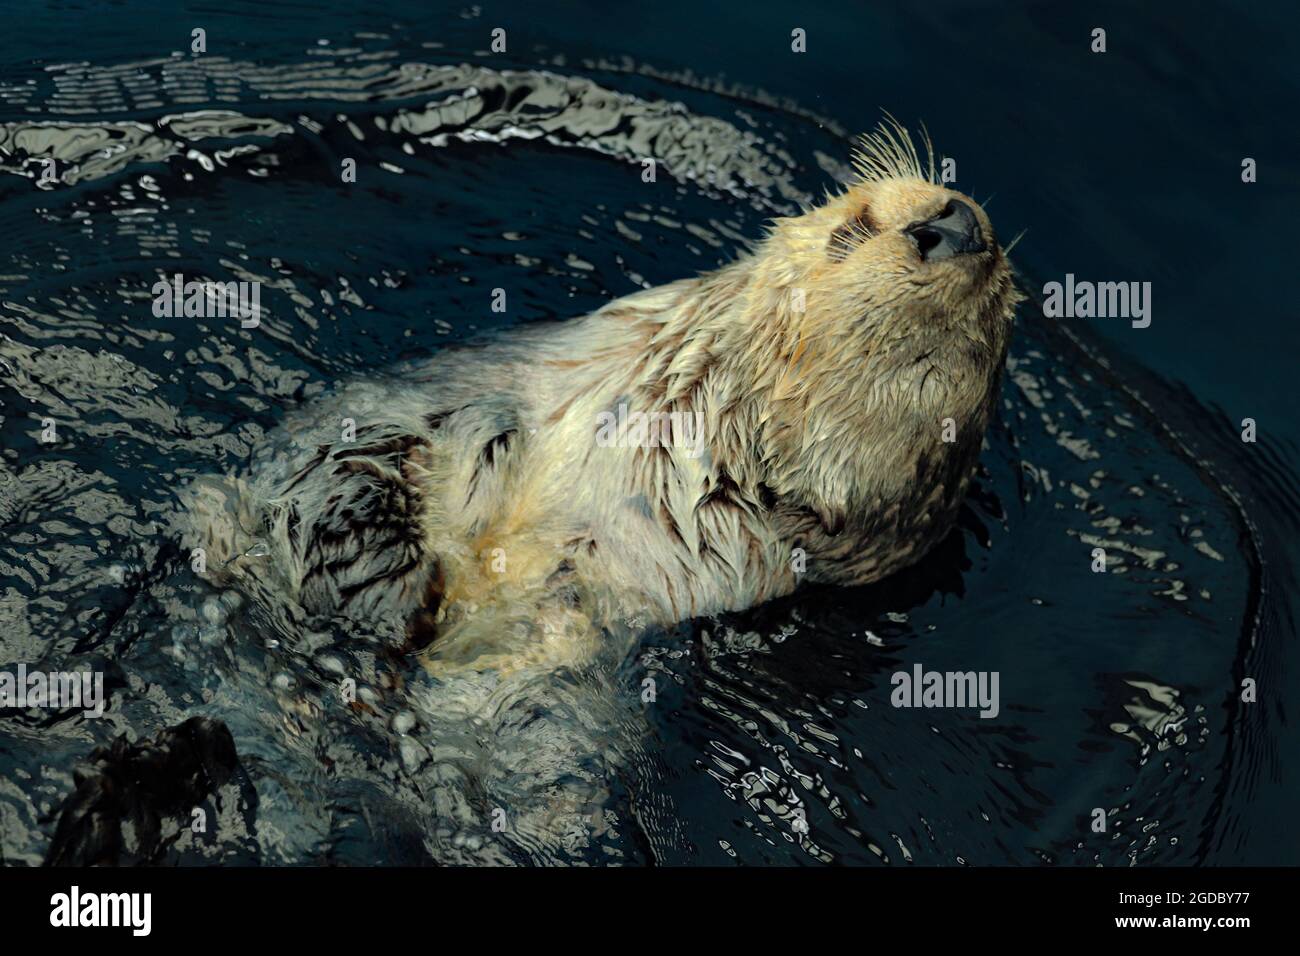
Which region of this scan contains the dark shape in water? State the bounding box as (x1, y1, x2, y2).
(44, 717, 238, 867)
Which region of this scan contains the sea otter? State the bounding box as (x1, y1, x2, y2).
(185, 119, 1022, 676)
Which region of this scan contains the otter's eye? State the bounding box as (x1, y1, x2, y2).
(827, 206, 877, 261)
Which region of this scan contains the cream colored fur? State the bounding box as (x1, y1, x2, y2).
(185, 119, 1022, 677)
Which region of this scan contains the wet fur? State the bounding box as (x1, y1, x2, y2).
(185, 119, 1022, 674)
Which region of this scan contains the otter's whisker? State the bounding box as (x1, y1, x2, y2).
(1003, 228, 1028, 255)
(919, 120, 937, 184)
(854, 111, 929, 184)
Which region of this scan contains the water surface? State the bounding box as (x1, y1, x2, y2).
(1, 3, 1294, 866)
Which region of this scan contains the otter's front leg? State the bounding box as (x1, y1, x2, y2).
(422, 601, 603, 680)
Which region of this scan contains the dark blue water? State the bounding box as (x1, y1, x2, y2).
(1, 1, 1296, 865)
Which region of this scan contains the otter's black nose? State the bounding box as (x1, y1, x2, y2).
(905, 199, 986, 261)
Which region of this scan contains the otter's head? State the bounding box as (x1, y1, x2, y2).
(729, 118, 1023, 534)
